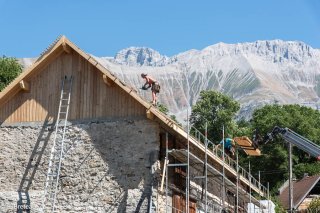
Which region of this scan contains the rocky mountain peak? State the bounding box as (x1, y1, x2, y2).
(201, 40, 318, 64)
(113, 47, 168, 66)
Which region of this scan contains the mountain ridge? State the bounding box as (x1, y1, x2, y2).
(110, 39, 319, 67)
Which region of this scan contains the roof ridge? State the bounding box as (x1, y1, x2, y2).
(300, 174, 320, 181)
(35, 35, 63, 63)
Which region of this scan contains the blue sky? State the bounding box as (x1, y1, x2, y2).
(0, 0, 319, 58)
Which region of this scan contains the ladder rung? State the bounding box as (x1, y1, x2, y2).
(54, 141, 64, 145)
(52, 161, 61, 165)
(53, 148, 63, 151)
(52, 152, 63, 155)
(46, 195, 55, 200)
(48, 173, 57, 176)
(48, 167, 57, 170)
(194, 176, 206, 179)
(167, 163, 188, 167)
(46, 194, 56, 199)
(51, 151, 62, 155)
(48, 192, 57, 196)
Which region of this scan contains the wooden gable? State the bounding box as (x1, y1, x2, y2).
(0, 38, 146, 124)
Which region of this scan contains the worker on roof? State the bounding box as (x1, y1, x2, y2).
(141, 73, 160, 106)
(214, 137, 235, 158)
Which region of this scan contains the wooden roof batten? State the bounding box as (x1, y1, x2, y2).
(0, 35, 266, 198)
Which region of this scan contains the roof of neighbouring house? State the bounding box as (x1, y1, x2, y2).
(279, 175, 320, 210)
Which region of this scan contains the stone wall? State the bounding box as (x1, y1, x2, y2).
(0, 118, 161, 212)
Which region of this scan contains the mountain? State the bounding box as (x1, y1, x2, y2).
(20, 40, 320, 123)
(17, 58, 37, 69)
(111, 47, 169, 66)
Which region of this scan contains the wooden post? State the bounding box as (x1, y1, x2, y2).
(146, 110, 154, 120)
(289, 143, 293, 212)
(19, 80, 30, 92)
(102, 74, 114, 87)
(160, 158, 168, 192)
(62, 43, 71, 54)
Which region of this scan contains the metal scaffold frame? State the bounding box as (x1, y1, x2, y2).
(163, 122, 270, 213)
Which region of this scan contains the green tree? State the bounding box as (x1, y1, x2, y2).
(235, 118, 252, 140)
(0, 56, 22, 91)
(157, 103, 181, 126)
(190, 90, 240, 143)
(158, 103, 169, 115)
(307, 197, 320, 213)
(272, 197, 286, 213)
(249, 104, 320, 191)
(294, 163, 320, 179)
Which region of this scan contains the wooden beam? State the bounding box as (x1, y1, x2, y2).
(146, 110, 154, 120)
(62, 43, 71, 54)
(160, 159, 169, 192)
(19, 80, 30, 92)
(102, 74, 114, 87)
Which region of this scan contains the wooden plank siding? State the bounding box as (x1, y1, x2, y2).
(0, 51, 145, 124)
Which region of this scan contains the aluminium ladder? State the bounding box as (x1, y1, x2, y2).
(42, 76, 73, 212)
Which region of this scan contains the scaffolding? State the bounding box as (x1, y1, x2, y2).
(163, 125, 270, 213)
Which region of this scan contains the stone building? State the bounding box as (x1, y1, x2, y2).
(0, 36, 267, 212)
